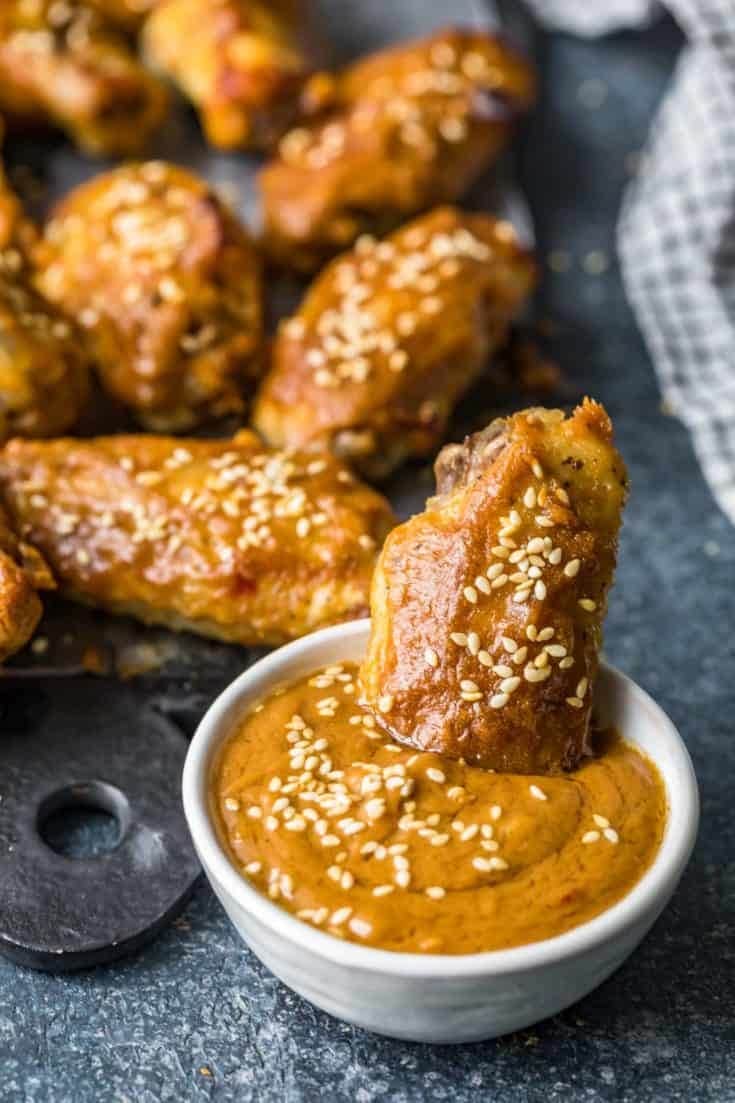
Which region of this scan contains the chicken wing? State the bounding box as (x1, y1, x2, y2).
(0, 0, 167, 156)
(0, 502, 54, 662)
(0, 430, 395, 645)
(143, 0, 324, 150)
(360, 401, 628, 774)
(0, 151, 91, 443)
(253, 207, 536, 479)
(35, 163, 263, 432)
(260, 27, 535, 271)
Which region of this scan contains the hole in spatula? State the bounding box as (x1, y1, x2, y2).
(38, 781, 131, 859)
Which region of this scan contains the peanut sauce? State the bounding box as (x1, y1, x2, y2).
(212, 662, 666, 954)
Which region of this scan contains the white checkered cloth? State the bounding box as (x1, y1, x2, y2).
(524, 0, 735, 522)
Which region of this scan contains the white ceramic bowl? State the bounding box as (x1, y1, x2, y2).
(182, 619, 699, 1044)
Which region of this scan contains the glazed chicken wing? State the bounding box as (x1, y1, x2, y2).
(0, 430, 395, 646)
(360, 401, 628, 774)
(253, 207, 536, 479)
(260, 27, 535, 271)
(0, 502, 54, 663)
(143, 0, 324, 150)
(0, 1, 167, 156)
(0, 151, 91, 443)
(35, 163, 263, 432)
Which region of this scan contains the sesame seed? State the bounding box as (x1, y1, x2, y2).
(467, 631, 480, 655)
(349, 917, 372, 938)
(426, 767, 446, 783)
(529, 784, 547, 801)
(247, 806, 262, 819)
(492, 664, 513, 678)
(548, 547, 563, 565)
(524, 665, 551, 683)
(475, 576, 491, 594)
(424, 646, 439, 668)
(395, 870, 411, 888)
(490, 693, 509, 709)
(534, 580, 547, 601)
(604, 828, 619, 844)
(478, 650, 493, 667)
(566, 697, 584, 709)
(545, 644, 567, 658)
(523, 487, 536, 508)
(579, 599, 597, 612)
(447, 786, 465, 800)
(460, 824, 479, 841)
(377, 694, 394, 713)
(560, 656, 575, 669)
(531, 460, 544, 479)
(526, 625, 538, 641)
(487, 563, 505, 580)
(491, 545, 510, 559)
(582, 831, 600, 844)
(450, 632, 468, 646)
(490, 805, 502, 821)
(340, 871, 355, 890)
(245, 861, 261, 875)
(330, 907, 353, 926)
(224, 797, 240, 811)
(425, 886, 446, 900)
(593, 814, 610, 829)
(373, 885, 394, 897)
(464, 586, 478, 604)
(564, 559, 581, 578)
(576, 677, 589, 698)
(500, 677, 521, 694)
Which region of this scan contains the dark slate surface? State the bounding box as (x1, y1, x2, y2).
(2, 11, 735, 1103)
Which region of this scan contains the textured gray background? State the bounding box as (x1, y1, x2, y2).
(2, 7, 735, 1103)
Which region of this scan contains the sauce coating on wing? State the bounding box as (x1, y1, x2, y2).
(254, 206, 536, 478)
(261, 27, 535, 270)
(35, 162, 263, 431)
(360, 401, 629, 773)
(0, 431, 395, 646)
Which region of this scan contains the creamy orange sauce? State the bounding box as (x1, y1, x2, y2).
(212, 662, 666, 954)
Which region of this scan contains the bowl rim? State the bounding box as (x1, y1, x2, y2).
(182, 618, 699, 979)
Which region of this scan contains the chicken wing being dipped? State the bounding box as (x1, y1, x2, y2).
(143, 0, 325, 150)
(0, 430, 395, 646)
(35, 163, 262, 432)
(0, 502, 54, 663)
(0, 1, 167, 156)
(360, 401, 628, 774)
(260, 27, 535, 271)
(253, 207, 536, 479)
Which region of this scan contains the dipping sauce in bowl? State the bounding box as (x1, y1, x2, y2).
(212, 661, 667, 955)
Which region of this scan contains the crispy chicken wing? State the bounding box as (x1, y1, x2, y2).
(143, 0, 323, 150)
(0, 150, 91, 443)
(35, 163, 263, 432)
(0, 0, 167, 156)
(253, 207, 536, 479)
(0, 430, 395, 645)
(360, 401, 628, 773)
(0, 502, 54, 662)
(260, 27, 535, 271)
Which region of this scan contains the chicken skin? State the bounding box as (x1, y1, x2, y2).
(0, 151, 91, 443)
(260, 27, 535, 271)
(35, 163, 263, 432)
(0, 502, 54, 663)
(0, 430, 395, 646)
(253, 207, 536, 479)
(143, 0, 324, 150)
(0, 1, 167, 156)
(360, 401, 628, 774)
(86, 0, 158, 30)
